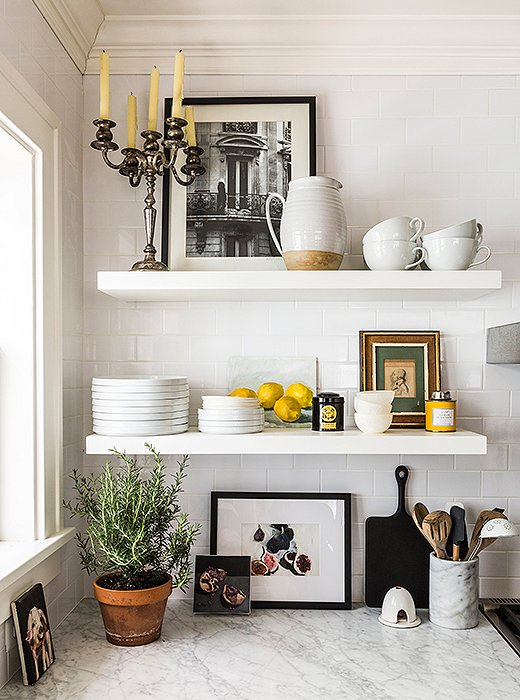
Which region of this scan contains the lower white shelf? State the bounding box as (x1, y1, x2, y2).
(85, 427, 487, 456)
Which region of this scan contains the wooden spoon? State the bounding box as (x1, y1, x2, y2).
(467, 509, 506, 558)
(422, 511, 452, 560)
(412, 502, 429, 533)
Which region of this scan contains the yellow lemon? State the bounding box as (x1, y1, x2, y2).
(285, 382, 313, 408)
(229, 387, 257, 398)
(257, 382, 284, 409)
(273, 396, 302, 423)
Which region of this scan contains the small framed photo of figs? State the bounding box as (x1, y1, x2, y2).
(210, 492, 351, 610)
(193, 555, 251, 615)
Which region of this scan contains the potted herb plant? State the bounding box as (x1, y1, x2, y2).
(64, 444, 200, 646)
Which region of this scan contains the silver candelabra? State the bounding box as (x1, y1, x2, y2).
(90, 116, 205, 270)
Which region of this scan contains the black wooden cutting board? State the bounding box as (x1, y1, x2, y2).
(365, 465, 431, 608)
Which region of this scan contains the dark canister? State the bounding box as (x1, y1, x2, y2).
(312, 392, 344, 432)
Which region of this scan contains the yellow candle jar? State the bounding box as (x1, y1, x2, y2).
(425, 391, 457, 432)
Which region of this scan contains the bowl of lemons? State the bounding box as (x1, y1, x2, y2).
(228, 381, 314, 428)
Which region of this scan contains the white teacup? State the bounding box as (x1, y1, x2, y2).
(423, 237, 491, 271)
(363, 216, 425, 244)
(422, 219, 483, 243)
(363, 239, 426, 271)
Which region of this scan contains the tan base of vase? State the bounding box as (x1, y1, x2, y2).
(283, 250, 343, 271)
(93, 575, 172, 646)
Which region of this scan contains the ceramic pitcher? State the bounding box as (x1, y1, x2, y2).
(266, 176, 347, 270)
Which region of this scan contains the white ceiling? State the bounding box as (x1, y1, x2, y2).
(34, 0, 520, 75)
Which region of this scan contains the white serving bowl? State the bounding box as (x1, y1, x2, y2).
(355, 390, 395, 404)
(198, 424, 264, 435)
(354, 397, 393, 415)
(198, 408, 264, 419)
(354, 412, 393, 434)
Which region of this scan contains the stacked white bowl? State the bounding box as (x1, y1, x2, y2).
(92, 376, 189, 436)
(198, 396, 264, 434)
(354, 390, 395, 434)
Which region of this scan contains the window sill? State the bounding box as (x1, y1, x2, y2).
(0, 528, 76, 622)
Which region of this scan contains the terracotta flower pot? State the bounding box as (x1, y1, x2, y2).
(93, 574, 172, 646)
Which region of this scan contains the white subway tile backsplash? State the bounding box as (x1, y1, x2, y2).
(428, 471, 481, 498)
(380, 90, 433, 118)
(434, 89, 488, 116)
(352, 118, 405, 145)
(457, 390, 510, 418)
(482, 471, 520, 497)
(433, 144, 487, 173)
(406, 117, 460, 145)
(268, 469, 320, 491)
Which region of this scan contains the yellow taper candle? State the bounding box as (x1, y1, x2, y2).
(172, 49, 185, 118)
(147, 66, 160, 131)
(185, 106, 197, 146)
(99, 50, 110, 119)
(127, 93, 137, 148)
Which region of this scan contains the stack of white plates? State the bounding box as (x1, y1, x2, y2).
(92, 376, 189, 436)
(198, 396, 264, 434)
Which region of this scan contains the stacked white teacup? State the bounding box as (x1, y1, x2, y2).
(354, 390, 395, 434)
(362, 216, 426, 271)
(420, 218, 491, 270)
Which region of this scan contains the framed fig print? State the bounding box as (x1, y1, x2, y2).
(210, 492, 351, 610)
(161, 96, 316, 270)
(359, 331, 441, 428)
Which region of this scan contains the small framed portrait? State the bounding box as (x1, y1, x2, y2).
(210, 492, 351, 610)
(193, 555, 251, 615)
(161, 96, 316, 270)
(359, 330, 441, 428)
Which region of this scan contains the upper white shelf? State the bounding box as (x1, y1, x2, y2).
(86, 427, 486, 456)
(97, 270, 502, 303)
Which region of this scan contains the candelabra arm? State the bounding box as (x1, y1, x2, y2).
(101, 148, 127, 170)
(171, 169, 196, 187)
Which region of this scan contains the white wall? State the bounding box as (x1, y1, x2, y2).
(83, 70, 520, 605)
(0, 0, 84, 687)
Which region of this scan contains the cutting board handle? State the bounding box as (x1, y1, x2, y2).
(395, 465, 409, 515)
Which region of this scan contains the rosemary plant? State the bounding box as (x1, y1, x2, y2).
(64, 444, 201, 591)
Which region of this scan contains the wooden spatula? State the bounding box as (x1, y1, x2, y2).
(412, 502, 429, 533)
(422, 511, 452, 560)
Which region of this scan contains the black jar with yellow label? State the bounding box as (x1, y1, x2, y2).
(312, 392, 344, 432)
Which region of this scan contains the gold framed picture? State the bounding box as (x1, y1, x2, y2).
(359, 331, 441, 428)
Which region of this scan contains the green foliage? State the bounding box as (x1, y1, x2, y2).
(64, 444, 201, 591)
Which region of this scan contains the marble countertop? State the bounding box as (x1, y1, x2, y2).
(1, 598, 520, 699)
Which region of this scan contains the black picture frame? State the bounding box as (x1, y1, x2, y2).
(161, 96, 317, 269)
(210, 491, 351, 610)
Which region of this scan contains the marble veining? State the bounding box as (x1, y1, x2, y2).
(1, 598, 519, 699)
(429, 554, 480, 630)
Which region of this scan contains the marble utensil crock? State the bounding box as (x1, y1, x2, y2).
(429, 553, 479, 630)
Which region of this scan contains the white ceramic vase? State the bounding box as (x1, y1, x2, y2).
(266, 176, 347, 270)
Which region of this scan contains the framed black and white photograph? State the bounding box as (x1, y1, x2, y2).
(210, 492, 351, 610)
(161, 96, 316, 270)
(11, 583, 55, 686)
(193, 554, 251, 615)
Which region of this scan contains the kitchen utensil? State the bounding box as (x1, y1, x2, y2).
(448, 505, 468, 561)
(266, 176, 348, 270)
(422, 511, 451, 560)
(363, 216, 424, 243)
(411, 502, 429, 533)
(422, 237, 491, 270)
(365, 466, 431, 608)
(378, 587, 421, 629)
(362, 239, 426, 271)
(429, 554, 479, 629)
(354, 397, 393, 414)
(467, 508, 506, 557)
(467, 517, 519, 561)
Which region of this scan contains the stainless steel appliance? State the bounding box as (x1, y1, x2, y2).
(480, 598, 520, 656)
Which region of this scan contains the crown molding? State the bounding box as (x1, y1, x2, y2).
(33, 0, 103, 73)
(85, 14, 520, 75)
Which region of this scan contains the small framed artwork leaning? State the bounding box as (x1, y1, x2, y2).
(161, 96, 316, 270)
(210, 491, 351, 610)
(359, 330, 441, 428)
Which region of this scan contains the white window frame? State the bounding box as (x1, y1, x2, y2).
(0, 51, 74, 622)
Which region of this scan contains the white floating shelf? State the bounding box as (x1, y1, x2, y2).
(97, 270, 502, 303)
(86, 427, 486, 456)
